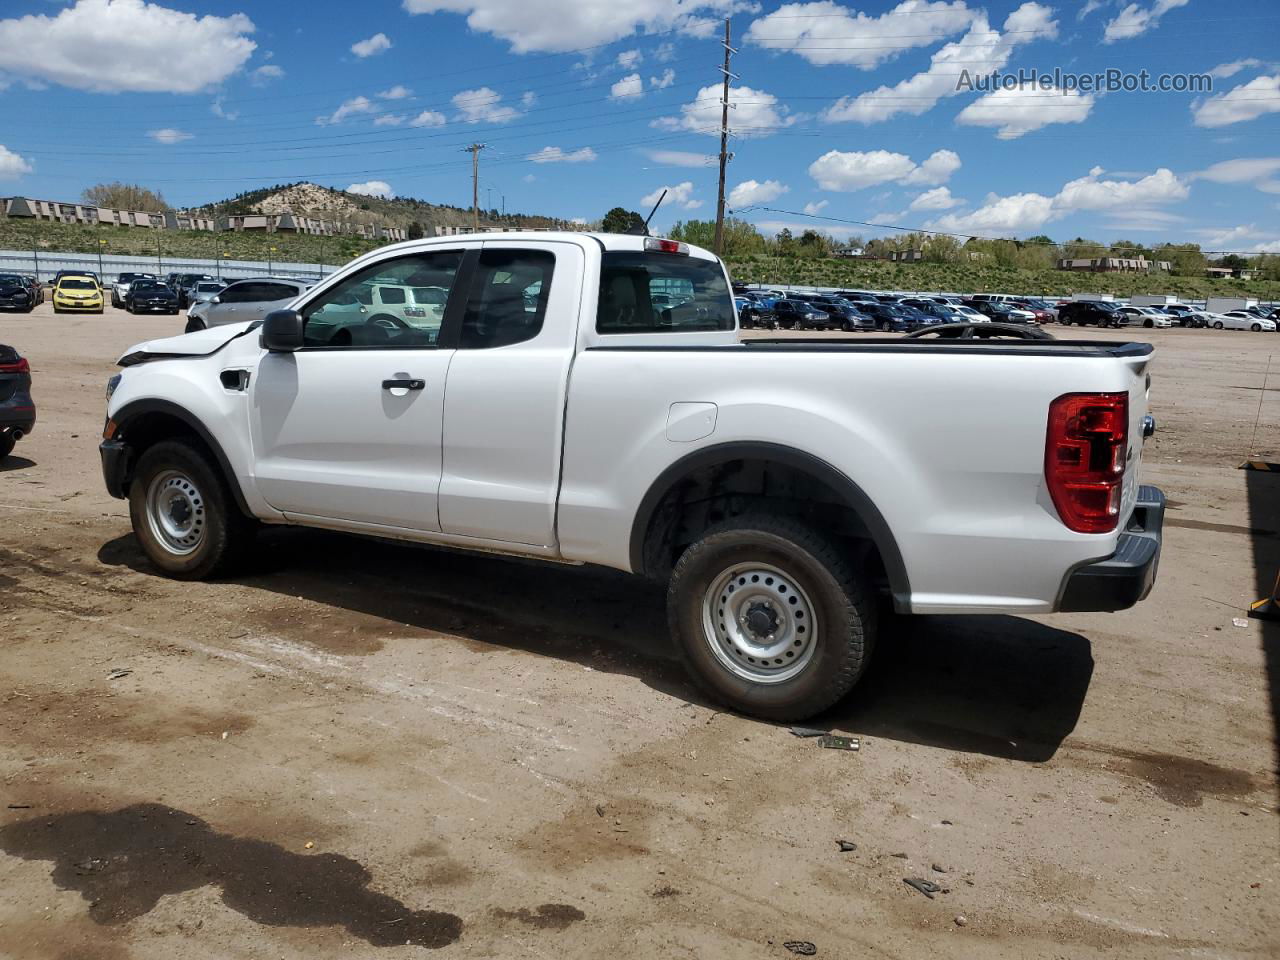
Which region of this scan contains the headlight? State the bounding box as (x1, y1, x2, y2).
(105, 374, 122, 400)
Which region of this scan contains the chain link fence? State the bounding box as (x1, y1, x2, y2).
(0, 248, 339, 284)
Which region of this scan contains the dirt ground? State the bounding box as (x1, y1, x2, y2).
(1, 302, 1277, 960)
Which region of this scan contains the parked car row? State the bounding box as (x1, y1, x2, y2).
(0, 275, 44, 313)
(734, 285, 1280, 334)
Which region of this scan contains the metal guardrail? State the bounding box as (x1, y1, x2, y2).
(0, 248, 339, 283)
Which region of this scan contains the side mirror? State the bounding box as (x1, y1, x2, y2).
(210, 295, 222, 304)
(261, 309, 304, 352)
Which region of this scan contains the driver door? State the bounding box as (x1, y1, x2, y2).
(248, 248, 468, 532)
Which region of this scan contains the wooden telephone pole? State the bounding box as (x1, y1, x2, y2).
(713, 18, 736, 256)
(465, 143, 486, 232)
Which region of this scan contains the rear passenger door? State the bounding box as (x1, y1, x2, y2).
(438, 241, 583, 547)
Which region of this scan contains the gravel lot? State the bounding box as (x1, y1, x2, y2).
(1, 302, 1277, 959)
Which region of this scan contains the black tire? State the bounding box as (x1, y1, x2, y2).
(1143, 319, 1153, 328)
(128, 439, 254, 580)
(184, 317, 205, 333)
(667, 514, 876, 721)
(1213, 321, 1224, 329)
(1251, 323, 1261, 332)
(879, 320, 890, 332)
(0, 432, 15, 461)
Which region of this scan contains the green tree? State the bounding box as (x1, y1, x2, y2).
(602, 207, 644, 233)
(406, 221, 425, 240)
(82, 182, 170, 211)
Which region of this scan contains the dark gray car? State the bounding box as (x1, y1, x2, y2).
(185, 277, 311, 332)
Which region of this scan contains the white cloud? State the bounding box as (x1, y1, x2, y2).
(654, 42, 676, 62)
(650, 67, 676, 89)
(378, 84, 412, 99)
(728, 179, 789, 207)
(1054, 165, 1189, 210)
(955, 83, 1094, 138)
(346, 180, 393, 198)
(745, 0, 975, 69)
(521, 90, 537, 107)
(909, 186, 961, 210)
(809, 148, 960, 191)
(1194, 223, 1280, 250)
(617, 48, 642, 69)
(1102, 0, 1188, 43)
(211, 97, 239, 121)
(802, 200, 829, 215)
(528, 146, 598, 163)
(1077, 0, 1104, 18)
(402, 0, 742, 54)
(823, 3, 1057, 125)
(316, 95, 375, 125)
(647, 149, 714, 167)
(901, 149, 962, 185)
(453, 86, 521, 123)
(147, 127, 193, 144)
(522, 173, 536, 183)
(642, 181, 701, 210)
(926, 192, 1056, 234)
(0, 145, 33, 179)
(251, 64, 284, 86)
(1209, 58, 1265, 80)
(0, 0, 255, 93)
(1192, 157, 1280, 194)
(655, 83, 793, 137)
(924, 166, 1190, 236)
(373, 114, 406, 126)
(611, 72, 644, 100)
(1193, 74, 1280, 128)
(410, 109, 447, 127)
(351, 32, 391, 57)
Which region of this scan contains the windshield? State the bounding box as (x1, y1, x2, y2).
(0, 275, 22, 285)
(59, 278, 98, 290)
(196, 282, 222, 292)
(133, 280, 165, 291)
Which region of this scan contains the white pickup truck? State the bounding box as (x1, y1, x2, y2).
(100, 232, 1164, 720)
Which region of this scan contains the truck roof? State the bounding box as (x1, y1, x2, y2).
(368, 231, 720, 262)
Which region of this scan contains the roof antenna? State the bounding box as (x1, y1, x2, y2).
(628, 189, 667, 236)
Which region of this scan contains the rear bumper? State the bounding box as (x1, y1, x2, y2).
(1056, 485, 1165, 612)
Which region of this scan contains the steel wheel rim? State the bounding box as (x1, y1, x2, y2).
(702, 562, 819, 684)
(145, 469, 206, 556)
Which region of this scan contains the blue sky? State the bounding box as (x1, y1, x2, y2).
(0, 0, 1278, 252)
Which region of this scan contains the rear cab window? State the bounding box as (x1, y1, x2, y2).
(596, 251, 734, 334)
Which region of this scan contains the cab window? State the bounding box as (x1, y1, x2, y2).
(458, 249, 555, 349)
(300, 251, 462, 348)
(597, 252, 734, 333)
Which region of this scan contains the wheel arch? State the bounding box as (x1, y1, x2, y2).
(110, 399, 253, 517)
(628, 441, 910, 606)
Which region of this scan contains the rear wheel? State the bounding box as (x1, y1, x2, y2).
(667, 514, 876, 721)
(128, 440, 254, 580)
(0, 432, 15, 461)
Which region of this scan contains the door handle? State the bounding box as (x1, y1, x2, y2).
(382, 378, 425, 391)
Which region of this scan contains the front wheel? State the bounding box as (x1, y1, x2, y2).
(128, 440, 255, 580)
(1251, 323, 1262, 332)
(1213, 321, 1224, 329)
(0, 431, 15, 461)
(668, 514, 876, 721)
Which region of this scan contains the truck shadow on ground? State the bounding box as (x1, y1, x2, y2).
(1244, 467, 1280, 797)
(99, 527, 1093, 763)
(0, 455, 35, 472)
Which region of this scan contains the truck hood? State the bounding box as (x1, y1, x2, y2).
(117, 321, 259, 367)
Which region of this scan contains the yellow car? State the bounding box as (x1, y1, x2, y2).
(52, 275, 105, 314)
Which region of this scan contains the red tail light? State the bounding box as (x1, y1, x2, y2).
(1045, 392, 1129, 533)
(0, 357, 29, 374)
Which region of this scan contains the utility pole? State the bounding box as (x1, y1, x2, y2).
(465, 143, 485, 233)
(714, 18, 736, 256)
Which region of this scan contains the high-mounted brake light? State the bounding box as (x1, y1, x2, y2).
(0, 357, 29, 375)
(644, 237, 689, 255)
(1045, 392, 1129, 534)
